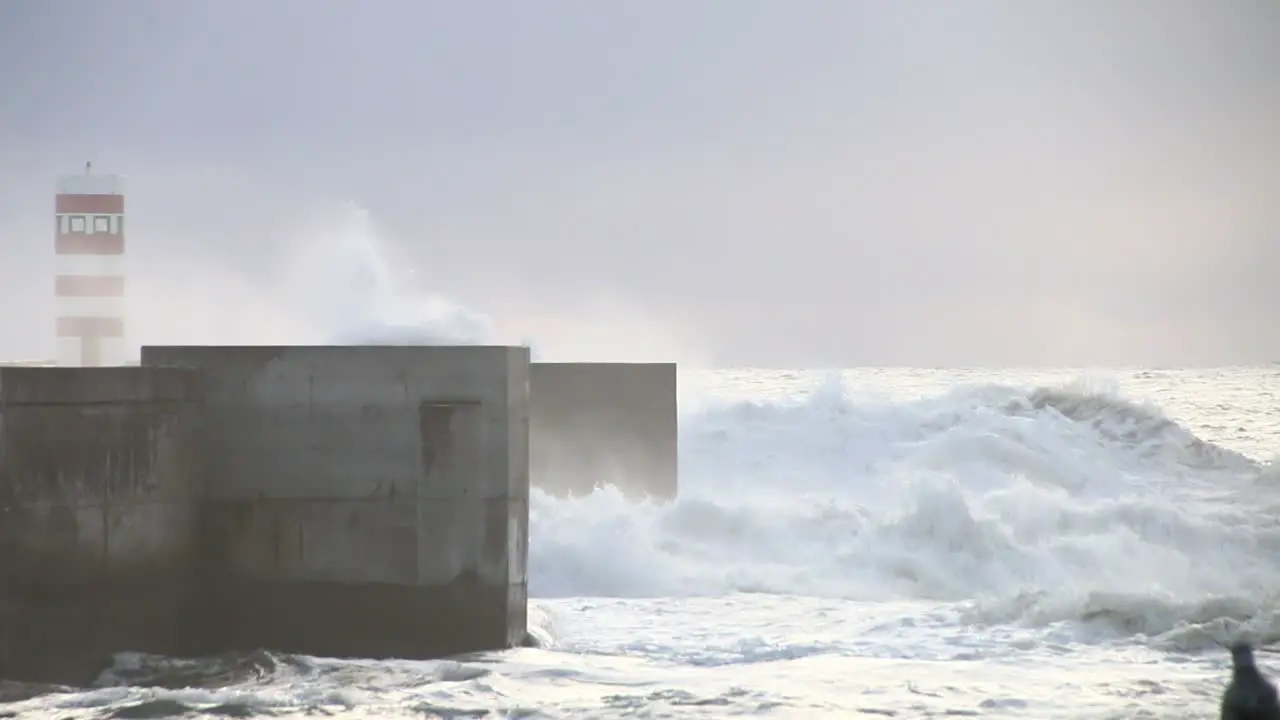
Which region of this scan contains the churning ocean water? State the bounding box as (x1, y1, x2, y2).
(5, 365, 1279, 719)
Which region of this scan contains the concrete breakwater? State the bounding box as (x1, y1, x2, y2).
(0, 347, 677, 685)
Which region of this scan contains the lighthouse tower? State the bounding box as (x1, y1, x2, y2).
(54, 163, 127, 366)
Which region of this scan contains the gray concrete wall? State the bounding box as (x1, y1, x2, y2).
(529, 362, 678, 499)
(0, 367, 202, 684)
(141, 345, 530, 660)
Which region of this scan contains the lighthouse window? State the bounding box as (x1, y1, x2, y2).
(69, 216, 86, 233)
(110, 216, 120, 234)
(93, 216, 110, 233)
(59, 216, 69, 234)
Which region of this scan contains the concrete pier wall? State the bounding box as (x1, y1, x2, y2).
(529, 362, 678, 499)
(0, 367, 202, 684)
(141, 345, 530, 660)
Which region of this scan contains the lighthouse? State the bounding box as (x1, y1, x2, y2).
(54, 163, 127, 366)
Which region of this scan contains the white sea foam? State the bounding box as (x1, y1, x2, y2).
(530, 369, 1280, 654)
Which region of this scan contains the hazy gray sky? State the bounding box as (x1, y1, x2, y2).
(2, 0, 1277, 366)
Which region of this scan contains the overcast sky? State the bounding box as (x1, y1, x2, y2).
(1, 0, 1277, 366)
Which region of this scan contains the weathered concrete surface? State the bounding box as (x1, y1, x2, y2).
(0, 367, 202, 684)
(529, 363, 678, 500)
(141, 345, 530, 660)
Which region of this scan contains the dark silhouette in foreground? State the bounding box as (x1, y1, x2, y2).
(1223, 643, 1280, 720)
